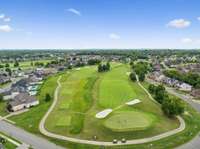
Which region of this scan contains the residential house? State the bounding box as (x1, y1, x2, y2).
(7, 93, 39, 112)
(191, 89, 200, 99)
(177, 82, 192, 92)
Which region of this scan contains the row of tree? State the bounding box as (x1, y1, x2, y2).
(164, 70, 200, 88)
(98, 62, 110, 72)
(148, 84, 184, 117)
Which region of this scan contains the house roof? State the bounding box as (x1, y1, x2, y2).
(9, 93, 37, 107)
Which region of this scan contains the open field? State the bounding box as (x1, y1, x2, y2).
(8, 64, 200, 149)
(2, 59, 52, 70)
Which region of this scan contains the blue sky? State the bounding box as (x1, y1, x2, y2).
(0, 0, 200, 49)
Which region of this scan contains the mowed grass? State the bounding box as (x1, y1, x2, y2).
(0, 102, 9, 116)
(83, 64, 179, 141)
(104, 111, 156, 132)
(45, 67, 98, 135)
(99, 65, 137, 108)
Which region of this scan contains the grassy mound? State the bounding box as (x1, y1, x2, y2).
(104, 111, 155, 132)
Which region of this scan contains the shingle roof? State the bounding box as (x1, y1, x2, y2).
(9, 93, 37, 107)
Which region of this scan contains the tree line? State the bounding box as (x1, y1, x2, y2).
(148, 84, 184, 117)
(164, 70, 200, 88)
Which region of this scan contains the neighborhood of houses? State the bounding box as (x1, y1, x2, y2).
(0, 67, 57, 112)
(0, 52, 200, 113)
(149, 60, 200, 99)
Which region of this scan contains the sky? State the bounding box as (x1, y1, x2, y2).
(0, 0, 200, 49)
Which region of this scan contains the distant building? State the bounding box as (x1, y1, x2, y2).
(7, 93, 39, 112)
(177, 82, 192, 92)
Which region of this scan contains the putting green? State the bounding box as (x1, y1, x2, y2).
(104, 111, 155, 132)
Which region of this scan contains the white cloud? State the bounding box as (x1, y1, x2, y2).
(4, 17, 11, 22)
(167, 19, 191, 28)
(67, 8, 81, 16)
(198, 17, 200, 21)
(0, 25, 12, 32)
(109, 33, 121, 40)
(181, 38, 193, 43)
(0, 14, 5, 19)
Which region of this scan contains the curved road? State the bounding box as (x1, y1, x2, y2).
(39, 75, 186, 146)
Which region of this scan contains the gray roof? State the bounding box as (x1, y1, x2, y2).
(9, 93, 37, 107)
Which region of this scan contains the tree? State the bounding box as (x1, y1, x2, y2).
(0, 64, 4, 68)
(129, 72, 136, 81)
(0, 94, 3, 102)
(106, 62, 110, 70)
(148, 84, 156, 94)
(98, 64, 102, 72)
(30, 61, 33, 66)
(98, 62, 110, 72)
(5, 68, 12, 76)
(45, 93, 51, 102)
(88, 59, 101, 65)
(5, 63, 9, 68)
(138, 73, 145, 82)
(162, 97, 184, 117)
(14, 61, 19, 67)
(154, 85, 166, 104)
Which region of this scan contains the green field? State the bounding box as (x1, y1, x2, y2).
(104, 111, 156, 132)
(44, 64, 179, 141)
(2, 59, 52, 70)
(8, 63, 200, 149)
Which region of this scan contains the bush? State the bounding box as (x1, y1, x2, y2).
(45, 93, 51, 102)
(129, 72, 136, 81)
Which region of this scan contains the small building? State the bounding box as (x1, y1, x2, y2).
(7, 93, 39, 112)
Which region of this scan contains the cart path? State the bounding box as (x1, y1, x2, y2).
(39, 75, 185, 146)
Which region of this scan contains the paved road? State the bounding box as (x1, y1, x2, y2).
(39, 75, 185, 146)
(166, 87, 200, 112)
(0, 120, 65, 149)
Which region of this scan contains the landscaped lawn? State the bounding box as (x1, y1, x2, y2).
(0, 102, 9, 116)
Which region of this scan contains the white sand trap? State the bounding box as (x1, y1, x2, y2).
(76, 68, 81, 70)
(126, 99, 141, 106)
(95, 109, 113, 119)
(126, 72, 131, 76)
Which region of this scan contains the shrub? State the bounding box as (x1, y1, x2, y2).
(129, 72, 136, 81)
(45, 93, 51, 102)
